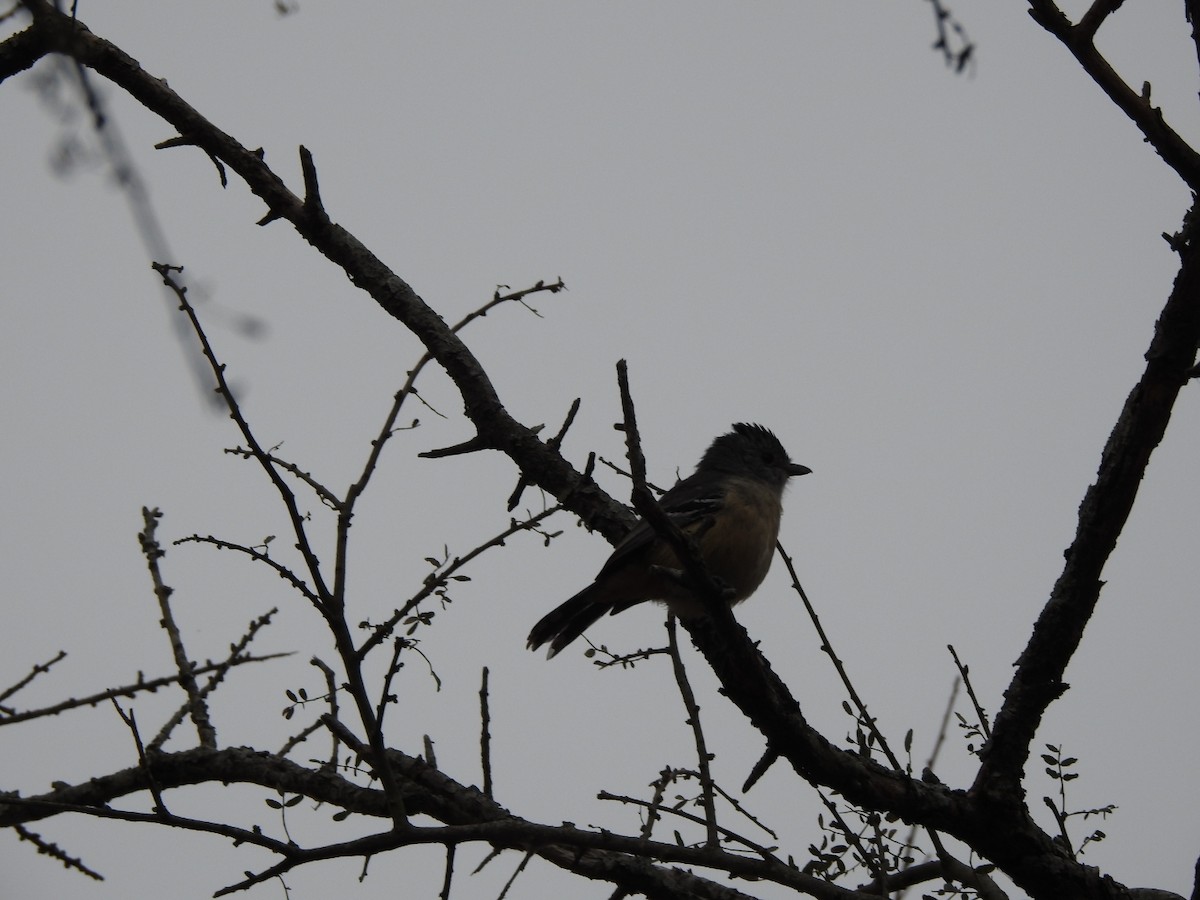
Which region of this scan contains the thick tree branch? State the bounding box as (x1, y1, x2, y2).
(6, 1, 630, 545)
(0, 742, 869, 900)
(977, 208, 1200, 798)
(1027, 0, 1200, 190)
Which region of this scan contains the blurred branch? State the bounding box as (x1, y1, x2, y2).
(927, 0, 974, 73)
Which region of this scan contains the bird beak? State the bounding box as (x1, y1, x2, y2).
(788, 463, 812, 478)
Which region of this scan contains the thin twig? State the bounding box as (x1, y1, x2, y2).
(638, 768, 671, 841)
(174, 534, 320, 605)
(814, 789, 880, 883)
(13, 825, 104, 881)
(508, 396, 580, 510)
(0, 650, 67, 709)
(138, 507, 216, 749)
(665, 616, 718, 847)
(439, 845, 455, 900)
(348, 277, 564, 524)
(898, 675, 961, 877)
(598, 790, 779, 860)
(149, 607, 280, 752)
(110, 700, 167, 814)
(152, 262, 332, 605)
(496, 850, 534, 900)
(308, 657, 340, 767)
(374, 638, 406, 737)
(224, 446, 341, 510)
(0, 654, 286, 728)
(357, 505, 562, 661)
(776, 543, 900, 770)
(948, 645, 990, 739)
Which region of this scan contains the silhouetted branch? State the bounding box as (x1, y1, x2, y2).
(138, 507, 216, 749)
(0, 650, 66, 711)
(977, 201, 1200, 800)
(1027, 0, 1200, 189)
(0, 653, 285, 728)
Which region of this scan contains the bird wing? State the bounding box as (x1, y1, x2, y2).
(594, 472, 724, 580)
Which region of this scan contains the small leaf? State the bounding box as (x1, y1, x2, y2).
(265, 799, 282, 809)
(285, 795, 303, 807)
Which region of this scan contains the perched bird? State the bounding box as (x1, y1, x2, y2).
(527, 423, 810, 658)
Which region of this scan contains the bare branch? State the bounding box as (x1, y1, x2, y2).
(152, 263, 333, 606)
(174, 533, 320, 605)
(357, 504, 562, 660)
(0, 650, 66, 710)
(479, 666, 493, 800)
(0, 654, 286, 728)
(13, 824, 104, 882)
(665, 616, 718, 848)
(948, 644, 990, 740)
(1077, 0, 1125, 41)
(149, 607, 281, 752)
(977, 201, 1200, 800)
(110, 700, 168, 814)
(138, 507, 216, 748)
(1027, 0, 1200, 189)
(776, 543, 901, 771)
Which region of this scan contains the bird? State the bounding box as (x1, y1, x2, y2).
(527, 423, 810, 658)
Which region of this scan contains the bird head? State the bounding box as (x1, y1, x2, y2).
(698, 423, 811, 490)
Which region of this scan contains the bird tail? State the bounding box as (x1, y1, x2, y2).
(527, 583, 613, 658)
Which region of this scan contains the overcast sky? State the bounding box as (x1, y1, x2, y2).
(3, 3, 1200, 899)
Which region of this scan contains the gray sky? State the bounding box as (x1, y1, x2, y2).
(3, 3, 1199, 898)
